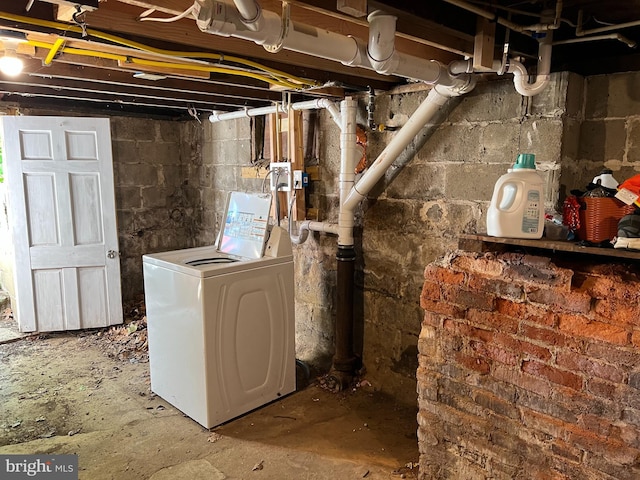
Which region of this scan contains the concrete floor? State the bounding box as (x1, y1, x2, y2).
(0, 320, 419, 480)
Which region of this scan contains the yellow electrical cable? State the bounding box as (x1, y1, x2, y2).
(26, 39, 302, 89)
(0, 10, 318, 88)
(43, 37, 64, 65)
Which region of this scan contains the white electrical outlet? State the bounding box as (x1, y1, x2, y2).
(270, 162, 292, 192)
(293, 170, 303, 190)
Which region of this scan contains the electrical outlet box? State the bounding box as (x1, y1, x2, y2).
(270, 162, 292, 192)
(293, 170, 303, 190)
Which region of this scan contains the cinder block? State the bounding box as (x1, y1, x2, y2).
(141, 186, 170, 208)
(605, 71, 640, 118)
(158, 165, 184, 188)
(529, 71, 570, 118)
(116, 163, 158, 187)
(415, 123, 484, 163)
(116, 186, 141, 210)
(386, 163, 446, 200)
(565, 72, 586, 119)
(480, 122, 521, 163)
(210, 164, 240, 190)
(584, 74, 610, 119)
(448, 79, 524, 123)
(518, 118, 564, 161)
(443, 163, 509, 201)
(110, 117, 159, 142)
(579, 119, 626, 163)
(625, 118, 640, 164)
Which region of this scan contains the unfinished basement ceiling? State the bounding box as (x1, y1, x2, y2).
(1, 0, 640, 117)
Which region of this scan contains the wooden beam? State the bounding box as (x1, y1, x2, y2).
(284, 0, 473, 57)
(111, 0, 472, 58)
(473, 16, 496, 71)
(21, 59, 281, 102)
(19, 59, 269, 109)
(82, 1, 394, 83)
(288, 107, 305, 220)
(0, 82, 198, 111)
(337, 0, 368, 18)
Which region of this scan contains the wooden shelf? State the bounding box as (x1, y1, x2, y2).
(459, 234, 640, 261)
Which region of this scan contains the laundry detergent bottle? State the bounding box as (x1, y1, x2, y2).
(487, 153, 544, 239)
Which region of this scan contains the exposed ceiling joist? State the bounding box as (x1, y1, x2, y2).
(2, 0, 640, 117)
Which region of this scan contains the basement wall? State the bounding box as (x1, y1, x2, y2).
(1, 69, 636, 404)
(203, 72, 586, 400)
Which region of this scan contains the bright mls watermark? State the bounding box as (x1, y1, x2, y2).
(1, 455, 78, 479)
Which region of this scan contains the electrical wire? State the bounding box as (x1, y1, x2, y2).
(0, 10, 318, 89)
(138, 6, 195, 23)
(261, 170, 275, 193)
(24, 38, 306, 89)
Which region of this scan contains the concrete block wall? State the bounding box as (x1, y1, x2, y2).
(561, 71, 640, 194)
(201, 73, 574, 397)
(418, 251, 640, 479)
(346, 74, 569, 399)
(110, 118, 203, 300)
(201, 117, 254, 245)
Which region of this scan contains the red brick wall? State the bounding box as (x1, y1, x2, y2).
(418, 251, 640, 479)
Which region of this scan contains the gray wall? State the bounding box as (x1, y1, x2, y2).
(202, 72, 583, 401)
(2, 69, 636, 405)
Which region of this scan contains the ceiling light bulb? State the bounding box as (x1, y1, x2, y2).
(0, 53, 23, 77)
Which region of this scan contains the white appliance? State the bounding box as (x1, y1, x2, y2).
(142, 192, 296, 429)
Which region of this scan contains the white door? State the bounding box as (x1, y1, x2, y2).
(2, 116, 122, 332)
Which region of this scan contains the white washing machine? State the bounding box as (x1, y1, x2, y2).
(142, 192, 296, 429)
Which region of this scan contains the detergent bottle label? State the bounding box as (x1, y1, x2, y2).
(521, 190, 541, 233)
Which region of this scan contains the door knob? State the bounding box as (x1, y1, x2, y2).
(107, 250, 119, 259)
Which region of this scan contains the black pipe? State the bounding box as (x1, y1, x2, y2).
(331, 245, 358, 389)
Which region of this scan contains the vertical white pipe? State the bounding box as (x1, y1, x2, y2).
(338, 97, 358, 246)
(367, 11, 398, 75)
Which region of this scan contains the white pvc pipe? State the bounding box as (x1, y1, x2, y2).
(338, 97, 358, 246)
(553, 33, 637, 49)
(367, 11, 398, 75)
(339, 87, 451, 245)
(289, 220, 340, 244)
(196, 0, 473, 88)
(366, 10, 457, 86)
(449, 32, 552, 97)
(442, 0, 532, 34)
(208, 98, 340, 123)
(232, 0, 263, 31)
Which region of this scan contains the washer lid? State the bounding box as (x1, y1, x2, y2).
(217, 191, 272, 260)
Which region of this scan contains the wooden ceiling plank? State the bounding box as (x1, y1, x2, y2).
(23, 56, 283, 101)
(0, 79, 250, 111)
(110, 0, 472, 58)
(4, 74, 259, 109)
(82, 2, 395, 83)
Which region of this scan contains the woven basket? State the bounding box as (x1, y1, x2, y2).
(577, 197, 637, 243)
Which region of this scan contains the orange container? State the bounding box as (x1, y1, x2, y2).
(577, 197, 637, 243)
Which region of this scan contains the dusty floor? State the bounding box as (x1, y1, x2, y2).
(0, 313, 419, 480)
